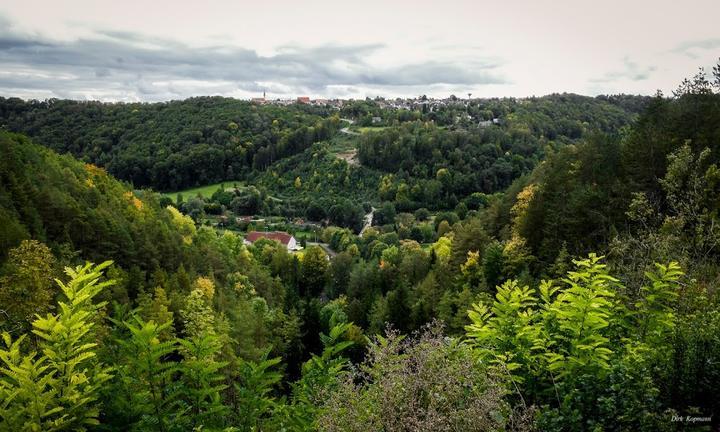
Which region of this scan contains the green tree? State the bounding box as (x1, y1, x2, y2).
(178, 333, 228, 429)
(0, 240, 56, 332)
(180, 286, 217, 340)
(138, 286, 175, 341)
(300, 246, 329, 297)
(287, 323, 355, 430)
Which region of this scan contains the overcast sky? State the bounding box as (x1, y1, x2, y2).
(1, 0, 718, 101)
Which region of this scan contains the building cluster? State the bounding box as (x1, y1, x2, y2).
(249, 94, 495, 111)
(250, 96, 345, 108)
(248, 95, 502, 126)
(370, 97, 470, 111)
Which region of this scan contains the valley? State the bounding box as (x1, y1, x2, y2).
(0, 45, 719, 431)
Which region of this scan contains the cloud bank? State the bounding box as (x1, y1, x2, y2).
(0, 16, 506, 101)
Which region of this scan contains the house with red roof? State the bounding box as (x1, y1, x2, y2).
(243, 231, 300, 251)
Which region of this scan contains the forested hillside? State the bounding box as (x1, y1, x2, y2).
(0, 94, 644, 201)
(1, 64, 720, 431)
(0, 97, 340, 190)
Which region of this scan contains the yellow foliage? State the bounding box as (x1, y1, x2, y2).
(346, 244, 360, 257)
(84, 163, 107, 177)
(123, 191, 143, 210)
(432, 236, 452, 264)
(503, 234, 531, 266)
(379, 174, 396, 200)
(511, 184, 537, 219)
(233, 277, 256, 297)
(193, 276, 215, 300)
(436, 168, 450, 181)
(461, 250, 481, 276)
(509, 183, 538, 239)
(167, 206, 196, 244)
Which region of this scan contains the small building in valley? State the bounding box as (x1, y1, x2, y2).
(244, 231, 300, 251)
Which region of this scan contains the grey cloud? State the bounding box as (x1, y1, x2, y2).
(672, 38, 720, 58)
(590, 57, 656, 83)
(373, 61, 504, 86)
(0, 17, 507, 101)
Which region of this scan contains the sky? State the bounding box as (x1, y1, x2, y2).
(0, 0, 718, 101)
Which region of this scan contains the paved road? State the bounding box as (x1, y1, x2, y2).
(307, 242, 337, 258)
(339, 118, 360, 135)
(340, 127, 360, 135)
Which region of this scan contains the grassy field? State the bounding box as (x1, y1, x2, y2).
(161, 181, 242, 199)
(355, 126, 390, 134)
(326, 135, 357, 154)
(293, 229, 321, 240)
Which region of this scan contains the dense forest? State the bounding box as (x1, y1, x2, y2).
(0, 97, 341, 190)
(1, 63, 720, 431)
(0, 94, 644, 199)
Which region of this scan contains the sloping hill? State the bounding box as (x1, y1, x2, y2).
(0, 97, 340, 190)
(0, 131, 187, 270)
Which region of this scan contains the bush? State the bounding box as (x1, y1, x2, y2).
(317, 323, 532, 432)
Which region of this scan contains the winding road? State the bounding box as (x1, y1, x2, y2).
(340, 118, 360, 135)
(360, 207, 375, 237)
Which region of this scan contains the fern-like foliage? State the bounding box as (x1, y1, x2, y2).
(234, 349, 283, 431)
(117, 317, 187, 432)
(465, 254, 684, 411)
(635, 262, 684, 343)
(548, 254, 619, 379)
(0, 334, 65, 431)
(0, 261, 115, 431)
(178, 332, 229, 429)
(285, 322, 355, 431)
(466, 280, 540, 386)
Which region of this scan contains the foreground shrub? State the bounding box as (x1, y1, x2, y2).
(317, 323, 533, 432)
